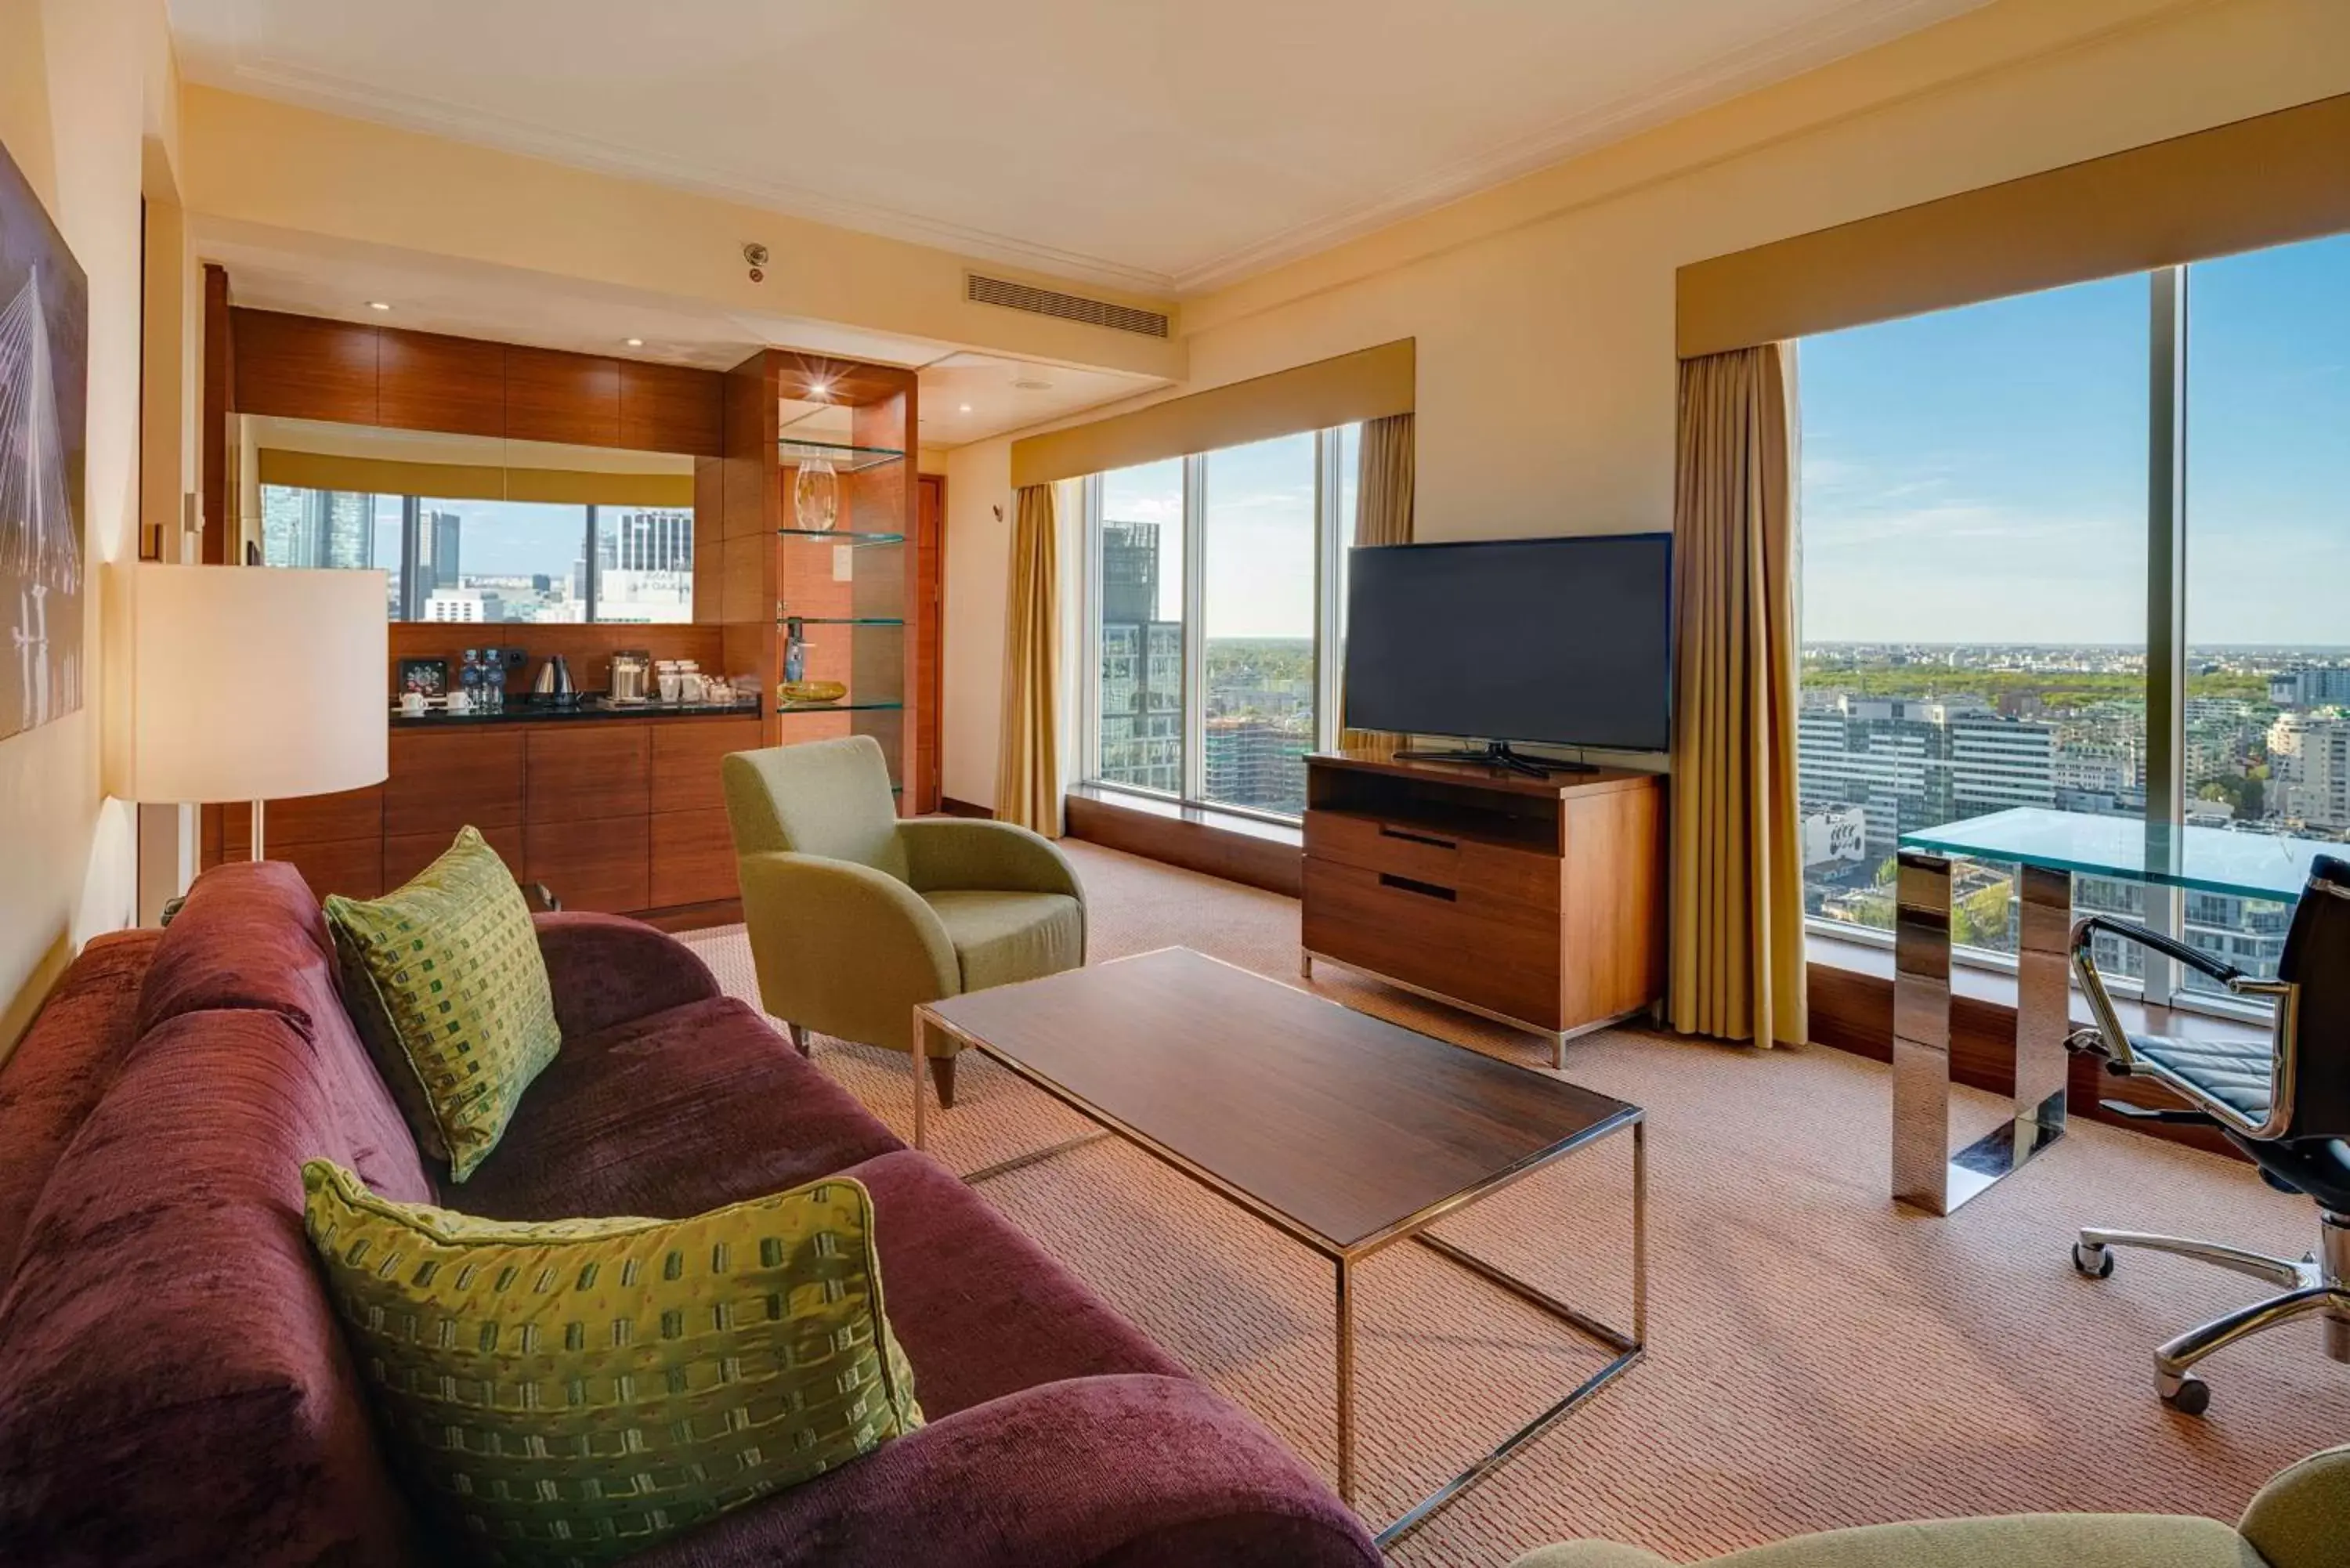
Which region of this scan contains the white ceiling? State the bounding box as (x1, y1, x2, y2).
(197, 217, 1170, 449)
(169, 0, 1988, 297)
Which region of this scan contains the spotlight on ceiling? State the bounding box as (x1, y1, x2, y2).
(958, 403, 973, 414)
(624, 337, 645, 348)
(365, 301, 392, 312)
(809, 380, 833, 399)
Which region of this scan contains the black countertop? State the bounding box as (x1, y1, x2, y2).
(389, 695, 763, 728)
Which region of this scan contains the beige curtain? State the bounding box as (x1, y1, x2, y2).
(996, 483, 1063, 836)
(1338, 411, 1415, 756)
(1668, 346, 1806, 1048)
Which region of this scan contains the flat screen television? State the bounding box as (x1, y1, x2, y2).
(1343, 533, 1672, 770)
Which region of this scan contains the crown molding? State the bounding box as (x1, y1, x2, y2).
(1166, 0, 1990, 294)
(182, 51, 1185, 298)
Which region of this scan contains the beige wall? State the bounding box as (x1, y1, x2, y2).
(940, 0, 2350, 808)
(0, 0, 181, 1050)
(941, 438, 1014, 807)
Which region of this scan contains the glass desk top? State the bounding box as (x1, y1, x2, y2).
(1900, 807, 2339, 903)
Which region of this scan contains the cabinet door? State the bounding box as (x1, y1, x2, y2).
(378, 328, 505, 437)
(231, 308, 376, 423)
(649, 808, 736, 908)
(505, 345, 620, 446)
(650, 718, 761, 815)
(387, 730, 526, 838)
(526, 726, 649, 824)
(271, 838, 385, 903)
(385, 824, 525, 890)
(526, 818, 649, 914)
(618, 360, 723, 456)
(222, 786, 384, 855)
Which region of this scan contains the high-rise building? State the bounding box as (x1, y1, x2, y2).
(2268, 711, 2350, 830)
(424, 510, 461, 594)
(594, 508, 695, 622)
(1204, 714, 1310, 815)
(1097, 522, 1183, 793)
(1796, 693, 2056, 862)
(2266, 666, 2350, 708)
(260, 486, 373, 570)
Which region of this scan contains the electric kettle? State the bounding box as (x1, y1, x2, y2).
(530, 654, 577, 705)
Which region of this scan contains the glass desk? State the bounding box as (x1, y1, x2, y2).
(1893, 807, 2337, 1215)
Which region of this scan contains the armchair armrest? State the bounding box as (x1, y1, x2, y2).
(901, 818, 1083, 900)
(627, 1374, 1380, 1568)
(2071, 914, 2244, 987)
(533, 912, 721, 1041)
(736, 851, 959, 1053)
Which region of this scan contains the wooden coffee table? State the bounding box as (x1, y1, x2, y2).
(911, 946, 1645, 1547)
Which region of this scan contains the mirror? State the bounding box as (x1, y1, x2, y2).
(228, 415, 697, 625)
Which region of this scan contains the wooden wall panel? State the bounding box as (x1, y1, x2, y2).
(377, 328, 505, 436)
(231, 308, 378, 424)
(268, 837, 385, 904)
(201, 265, 233, 564)
(505, 345, 620, 446)
(620, 360, 725, 457)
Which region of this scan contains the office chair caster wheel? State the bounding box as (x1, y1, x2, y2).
(2072, 1241, 2114, 1278)
(2160, 1375, 2210, 1416)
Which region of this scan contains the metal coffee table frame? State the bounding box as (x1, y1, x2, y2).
(911, 1005, 1647, 1548)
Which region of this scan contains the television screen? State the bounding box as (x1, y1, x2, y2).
(1343, 534, 1672, 753)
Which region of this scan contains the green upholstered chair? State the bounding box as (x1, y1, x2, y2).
(721, 735, 1085, 1107)
(1509, 1443, 2347, 1568)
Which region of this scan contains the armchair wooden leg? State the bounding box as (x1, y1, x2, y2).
(786, 1023, 810, 1057)
(927, 1052, 957, 1110)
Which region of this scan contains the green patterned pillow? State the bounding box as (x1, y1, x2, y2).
(325, 826, 561, 1180)
(302, 1162, 922, 1566)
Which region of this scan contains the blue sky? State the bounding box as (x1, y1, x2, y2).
(1800, 230, 2350, 648)
(1102, 431, 1333, 638)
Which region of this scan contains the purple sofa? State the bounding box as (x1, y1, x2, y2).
(0, 862, 1379, 1567)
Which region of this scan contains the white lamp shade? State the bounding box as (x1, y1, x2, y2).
(114, 564, 389, 804)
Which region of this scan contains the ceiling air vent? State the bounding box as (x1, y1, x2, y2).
(966, 273, 1169, 339)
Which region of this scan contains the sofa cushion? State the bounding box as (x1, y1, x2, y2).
(304, 1161, 923, 1565)
(0, 928, 159, 1274)
(843, 1149, 1188, 1418)
(455, 996, 904, 1222)
(135, 858, 344, 1037)
(326, 827, 563, 1180)
(927, 890, 1084, 994)
(0, 1008, 424, 1567)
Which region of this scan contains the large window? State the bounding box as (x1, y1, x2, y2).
(1081, 426, 1354, 821)
(1797, 230, 2350, 1012)
(259, 486, 693, 624)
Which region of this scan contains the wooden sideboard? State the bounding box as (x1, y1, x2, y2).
(1300, 751, 1665, 1064)
(211, 711, 760, 928)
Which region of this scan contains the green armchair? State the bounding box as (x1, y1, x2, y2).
(720, 735, 1086, 1107)
(1510, 1443, 2347, 1568)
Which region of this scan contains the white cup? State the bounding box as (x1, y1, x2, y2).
(400, 691, 427, 717)
(658, 672, 683, 704)
(446, 689, 473, 714)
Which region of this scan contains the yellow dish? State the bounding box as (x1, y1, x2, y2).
(780, 680, 848, 705)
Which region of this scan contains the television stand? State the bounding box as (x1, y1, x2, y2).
(1392, 740, 1594, 779)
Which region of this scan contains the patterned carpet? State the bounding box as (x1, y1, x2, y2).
(679, 840, 2350, 1566)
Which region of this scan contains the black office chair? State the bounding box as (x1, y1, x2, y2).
(2065, 854, 2350, 1414)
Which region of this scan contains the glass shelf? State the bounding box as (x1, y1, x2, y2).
(777, 438, 906, 472)
(777, 526, 905, 544)
(776, 614, 904, 627)
(778, 700, 906, 714)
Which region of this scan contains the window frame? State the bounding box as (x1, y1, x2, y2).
(1078, 426, 1350, 826)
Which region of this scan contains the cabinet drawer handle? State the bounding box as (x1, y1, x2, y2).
(1378, 824, 1455, 851)
(1379, 873, 1457, 902)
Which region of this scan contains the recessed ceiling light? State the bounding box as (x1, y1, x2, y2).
(958, 403, 973, 414)
(809, 381, 833, 399)
(624, 337, 645, 348)
(366, 300, 392, 311)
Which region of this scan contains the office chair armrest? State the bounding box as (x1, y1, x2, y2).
(2070, 914, 2245, 987)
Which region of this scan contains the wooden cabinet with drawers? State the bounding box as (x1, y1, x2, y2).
(1300, 752, 1665, 1065)
(209, 713, 758, 927)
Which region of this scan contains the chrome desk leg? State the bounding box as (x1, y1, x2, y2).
(1893, 853, 2068, 1214)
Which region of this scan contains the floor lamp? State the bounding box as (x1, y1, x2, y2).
(114, 564, 387, 865)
